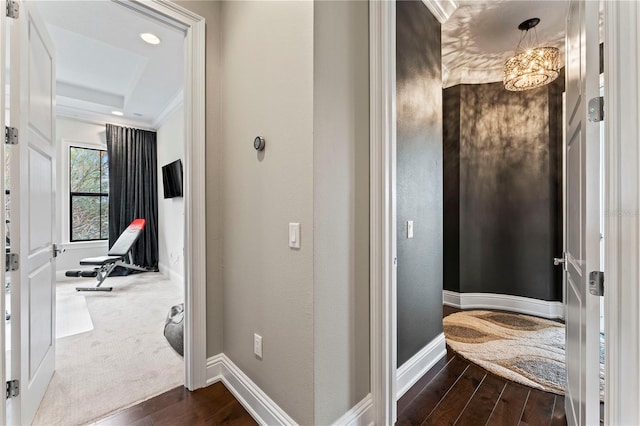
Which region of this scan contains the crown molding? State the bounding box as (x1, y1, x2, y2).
(421, 0, 458, 24)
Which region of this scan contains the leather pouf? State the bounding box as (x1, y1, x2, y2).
(164, 303, 184, 356)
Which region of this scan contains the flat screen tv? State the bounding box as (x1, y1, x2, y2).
(162, 159, 183, 198)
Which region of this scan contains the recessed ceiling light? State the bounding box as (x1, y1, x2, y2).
(140, 33, 161, 45)
(112, 111, 124, 116)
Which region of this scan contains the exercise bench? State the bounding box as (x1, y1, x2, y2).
(67, 218, 149, 292)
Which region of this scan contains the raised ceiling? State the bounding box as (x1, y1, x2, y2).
(442, 0, 569, 88)
(34, 1, 184, 129)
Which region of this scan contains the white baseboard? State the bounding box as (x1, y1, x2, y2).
(158, 262, 184, 284)
(331, 393, 374, 426)
(207, 355, 376, 426)
(206, 354, 297, 426)
(396, 333, 446, 400)
(443, 290, 564, 320)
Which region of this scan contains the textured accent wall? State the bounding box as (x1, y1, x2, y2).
(396, 1, 443, 367)
(443, 85, 460, 293)
(443, 75, 564, 302)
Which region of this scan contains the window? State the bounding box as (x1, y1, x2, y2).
(69, 146, 109, 241)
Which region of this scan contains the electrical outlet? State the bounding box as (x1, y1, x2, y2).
(254, 333, 263, 359)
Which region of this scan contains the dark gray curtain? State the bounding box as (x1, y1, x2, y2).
(106, 123, 159, 270)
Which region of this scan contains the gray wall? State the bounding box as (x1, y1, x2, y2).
(220, 2, 315, 423)
(443, 78, 563, 301)
(396, 0, 444, 367)
(175, 0, 224, 357)
(313, 1, 370, 424)
(175, 2, 371, 422)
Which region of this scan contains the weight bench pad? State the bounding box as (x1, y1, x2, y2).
(79, 256, 123, 266)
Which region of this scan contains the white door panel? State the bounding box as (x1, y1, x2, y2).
(29, 146, 53, 251)
(564, 0, 601, 425)
(8, 2, 56, 425)
(29, 263, 53, 378)
(566, 126, 582, 266)
(28, 22, 53, 140)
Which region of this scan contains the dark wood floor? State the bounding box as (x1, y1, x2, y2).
(95, 382, 257, 426)
(95, 305, 566, 426)
(396, 348, 566, 426)
(396, 305, 567, 425)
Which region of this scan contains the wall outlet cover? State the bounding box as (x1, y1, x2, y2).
(254, 333, 263, 359)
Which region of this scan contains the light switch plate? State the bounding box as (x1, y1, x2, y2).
(407, 220, 414, 239)
(254, 333, 263, 358)
(289, 223, 301, 248)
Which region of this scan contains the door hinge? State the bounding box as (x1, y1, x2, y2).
(6, 253, 18, 272)
(589, 271, 605, 296)
(5, 0, 18, 19)
(588, 96, 604, 122)
(6, 380, 19, 399)
(5, 126, 18, 145)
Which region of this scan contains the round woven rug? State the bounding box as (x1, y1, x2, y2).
(443, 310, 604, 399)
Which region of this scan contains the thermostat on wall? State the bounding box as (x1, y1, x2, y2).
(254, 136, 265, 151)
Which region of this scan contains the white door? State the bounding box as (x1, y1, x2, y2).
(7, 2, 56, 424)
(0, 4, 7, 425)
(564, 0, 601, 424)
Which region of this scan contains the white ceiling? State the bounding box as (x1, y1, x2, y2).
(442, 0, 569, 88)
(34, 1, 185, 129)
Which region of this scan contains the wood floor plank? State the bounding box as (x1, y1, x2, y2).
(96, 382, 251, 426)
(454, 373, 506, 426)
(397, 353, 453, 414)
(126, 416, 154, 426)
(396, 356, 469, 426)
(519, 390, 556, 426)
(485, 382, 531, 425)
(205, 399, 260, 425)
(550, 395, 567, 426)
(149, 386, 237, 426)
(421, 363, 486, 426)
(443, 305, 461, 317)
(95, 387, 189, 425)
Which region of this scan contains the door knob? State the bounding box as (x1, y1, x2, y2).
(553, 257, 565, 266)
(52, 243, 65, 258)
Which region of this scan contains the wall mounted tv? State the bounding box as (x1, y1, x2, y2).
(162, 159, 183, 199)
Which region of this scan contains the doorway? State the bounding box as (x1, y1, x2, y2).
(394, 0, 604, 422)
(2, 1, 206, 424)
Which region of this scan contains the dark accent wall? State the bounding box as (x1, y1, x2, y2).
(443, 74, 564, 302)
(443, 85, 460, 293)
(396, 0, 443, 367)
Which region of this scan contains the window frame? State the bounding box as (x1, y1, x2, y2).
(68, 145, 109, 242)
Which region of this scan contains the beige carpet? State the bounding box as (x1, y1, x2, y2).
(443, 310, 604, 399)
(33, 272, 184, 426)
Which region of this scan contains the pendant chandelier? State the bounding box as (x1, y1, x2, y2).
(504, 18, 559, 91)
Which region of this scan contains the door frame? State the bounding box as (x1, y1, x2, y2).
(603, 2, 640, 424)
(370, 0, 638, 424)
(122, 0, 207, 391)
(0, 0, 207, 409)
(369, 1, 397, 424)
(0, 1, 6, 423)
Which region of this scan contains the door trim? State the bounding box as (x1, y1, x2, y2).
(369, 1, 397, 424)
(369, 0, 639, 423)
(126, 0, 207, 390)
(0, 2, 6, 424)
(604, 2, 640, 424)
